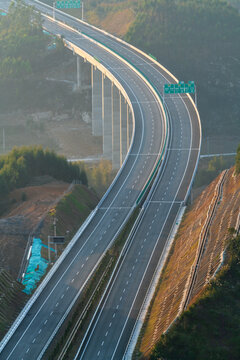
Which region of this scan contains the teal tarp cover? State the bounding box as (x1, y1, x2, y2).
(22, 238, 49, 295)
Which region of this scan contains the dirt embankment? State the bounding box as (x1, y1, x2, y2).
(86, 1, 136, 38)
(97, 8, 135, 37)
(0, 176, 99, 340)
(138, 167, 240, 358)
(0, 177, 70, 278)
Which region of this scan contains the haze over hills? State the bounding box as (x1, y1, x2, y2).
(0, 1, 239, 359)
(64, 0, 240, 154)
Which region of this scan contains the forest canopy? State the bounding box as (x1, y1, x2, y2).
(0, 0, 48, 79)
(149, 233, 240, 360)
(0, 146, 87, 197)
(0, 0, 66, 110)
(126, 0, 240, 138)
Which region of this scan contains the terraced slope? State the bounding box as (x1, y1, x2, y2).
(137, 166, 240, 358)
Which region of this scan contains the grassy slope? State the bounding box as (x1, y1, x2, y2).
(40, 184, 99, 260)
(150, 235, 240, 360)
(136, 167, 240, 359)
(0, 183, 99, 341)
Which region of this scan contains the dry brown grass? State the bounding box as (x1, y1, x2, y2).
(139, 168, 240, 357)
(100, 8, 135, 37)
(0, 179, 69, 278)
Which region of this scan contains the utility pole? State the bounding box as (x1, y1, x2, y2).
(82, 1, 84, 20)
(53, 215, 58, 258)
(49, 208, 57, 260)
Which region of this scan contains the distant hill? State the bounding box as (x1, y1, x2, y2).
(227, 0, 240, 11)
(41, 0, 137, 37)
(126, 0, 240, 154)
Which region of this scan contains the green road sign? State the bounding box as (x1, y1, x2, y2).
(56, 0, 81, 9)
(164, 81, 195, 94)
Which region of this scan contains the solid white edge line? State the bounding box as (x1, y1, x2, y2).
(110, 95, 194, 360)
(1, 21, 166, 358)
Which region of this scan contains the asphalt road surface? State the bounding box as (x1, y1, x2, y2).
(0, 2, 201, 359)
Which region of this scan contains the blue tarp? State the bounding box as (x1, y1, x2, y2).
(22, 238, 54, 295)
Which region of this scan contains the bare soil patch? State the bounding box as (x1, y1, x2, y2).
(0, 177, 69, 278)
(138, 167, 240, 358)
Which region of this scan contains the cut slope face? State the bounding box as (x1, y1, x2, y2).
(138, 167, 240, 358)
(0, 178, 69, 278)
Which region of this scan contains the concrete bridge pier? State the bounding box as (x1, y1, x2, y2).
(112, 85, 122, 170)
(103, 77, 113, 160)
(90, 64, 133, 169)
(91, 66, 103, 137)
(76, 56, 91, 90)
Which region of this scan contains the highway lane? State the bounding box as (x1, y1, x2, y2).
(0, 2, 201, 359)
(0, 2, 168, 360)
(75, 88, 201, 360)
(36, 5, 202, 359)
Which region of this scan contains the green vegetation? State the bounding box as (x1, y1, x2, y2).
(148, 234, 240, 360)
(126, 0, 240, 141)
(194, 156, 230, 187)
(0, 0, 46, 79)
(0, 146, 87, 198)
(227, 0, 240, 11)
(0, 0, 68, 111)
(48, 206, 140, 359)
(236, 144, 240, 174)
(42, 0, 136, 23)
(79, 160, 114, 197)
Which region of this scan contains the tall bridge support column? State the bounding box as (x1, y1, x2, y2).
(121, 98, 128, 162)
(76, 56, 91, 89)
(76, 56, 81, 89)
(112, 85, 122, 170)
(103, 77, 112, 160)
(91, 66, 103, 136)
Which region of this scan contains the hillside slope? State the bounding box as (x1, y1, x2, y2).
(136, 166, 240, 358)
(0, 268, 28, 339)
(0, 178, 99, 340)
(0, 177, 69, 278)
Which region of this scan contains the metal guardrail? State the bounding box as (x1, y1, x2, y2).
(0, 4, 168, 355)
(0, 207, 97, 352)
(0, 2, 201, 357)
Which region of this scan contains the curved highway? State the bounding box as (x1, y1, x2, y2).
(0, 1, 201, 359)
